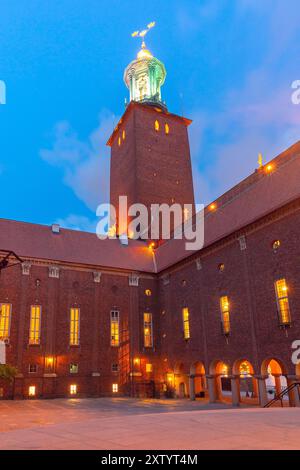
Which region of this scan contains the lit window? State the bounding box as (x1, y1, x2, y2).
(112, 363, 119, 372)
(146, 363, 153, 373)
(182, 307, 190, 340)
(273, 240, 281, 251)
(122, 130, 126, 140)
(145, 289, 152, 297)
(28, 364, 37, 374)
(118, 136, 121, 146)
(28, 386, 36, 397)
(155, 120, 160, 131)
(29, 305, 41, 345)
(144, 313, 153, 348)
(112, 383, 118, 393)
(239, 361, 251, 378)
(70, 363, 78, 374)
(220, 296, 230, 335)
(218, 263, 225, 273)
(70, 308, 80, 346)
(165, 123, 170, 135)
(0, 304, 11, 341)
(275, 279, 291, 325)
(110, 310, 119, 347)
(70, 384, 77, 395)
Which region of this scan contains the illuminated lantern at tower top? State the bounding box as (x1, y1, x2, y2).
(124, 22, 167, 111)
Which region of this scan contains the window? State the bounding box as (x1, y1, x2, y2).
(0, 304, 11, 341)
(70, 308, 80, 346)
(70, 384, 77, 395)
(28, 386, 36, 397)
(155, 120, 160, 131)
(110, 310, 119, 347)
(70, 363, 78, 374)
(220, 296, 230, 335)
(29, 364, 37, 374)
(112, 363, 119, 373)
(275, 279, 291, 325)
(165, 123, 170, 134)
(145, 289, 152, 297)
(182, 307, 190, 340)
(112, 383, 118, 393)
(118, 136, 121, 146)
(122, 130, 126, 140)
(146, 363, 153, 373)
(143, 313, 153, 348)
(29, 305, 41, 345)
(218, 263, 225, 273)
(273, 240, 281, 251)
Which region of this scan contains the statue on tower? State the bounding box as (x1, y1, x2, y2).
(124, 21, 167, 110)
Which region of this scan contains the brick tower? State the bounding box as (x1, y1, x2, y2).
(107, 27, 194, 240)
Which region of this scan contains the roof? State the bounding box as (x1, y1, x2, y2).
(1, 141, 300, 275)
(0, 219, 155, 273)
(155, 141, 300, 272)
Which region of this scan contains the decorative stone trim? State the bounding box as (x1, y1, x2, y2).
(129, 273, 139, 287)
(93, 272, 102, 283)
(49, 266, 60, 279)
(161, 274, 170, 286)
(21, 262, 31, 276)
(238, 235, 247, 251)
(196, 258, 202, 270)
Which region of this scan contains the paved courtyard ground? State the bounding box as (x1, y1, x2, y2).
(0, 398, 300, 450)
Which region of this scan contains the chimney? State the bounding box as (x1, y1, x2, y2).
(51, 224, 60, 234)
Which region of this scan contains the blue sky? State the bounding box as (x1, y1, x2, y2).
(0, 0, 299, 232)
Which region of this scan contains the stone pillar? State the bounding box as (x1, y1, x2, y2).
(273, 374, 282, 396)
(230, 375, 240, 407)
(189, 375, 195, 401)
(287, 376, 300, 408)
(254, 375, 268, 407)
(252, 376, 259, 398)
(206, 375, 217, 403)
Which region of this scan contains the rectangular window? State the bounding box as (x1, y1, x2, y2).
(70, 363, 78, 374)
(29, 305, 41, 345)
(143, 313, 153, 348)
(110, 310, 119, 347)
(29, 364, 37, 374)
(220, 296, 230, 335)
(146, 363, 153, 373)
(28, 386, 36, 397)
(0, 304, 11, 341)
(112, 363, 119, 373)
(112, 383, 118, 393)
(70, 384, 77, 395)
(275, 279, 291, 325)
(182, 307, 190, 340)
(70, 308, 80, 346)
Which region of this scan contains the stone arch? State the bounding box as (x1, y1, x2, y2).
(208, 360, 232, 403)
(232, 358, 259, 406)
(261, 358, 289, 406)
(174, 362, 188, 399)
(189, 361, 206, 399)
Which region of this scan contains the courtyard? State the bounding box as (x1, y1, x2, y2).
(0, 398, 300, 450)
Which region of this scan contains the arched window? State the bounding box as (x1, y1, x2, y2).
(165, 123, 170, 134)
(122, 130, 126, 141)
(118, 136, 121, 147)
(155, 120, 160, 132)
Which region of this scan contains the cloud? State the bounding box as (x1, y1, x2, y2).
(40, 110, 117, 211)
(54, 214, 97, 233)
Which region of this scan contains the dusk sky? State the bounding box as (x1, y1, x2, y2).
(0, 0, 299, 232)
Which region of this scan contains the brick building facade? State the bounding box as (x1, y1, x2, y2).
(1, 42, 300, 407)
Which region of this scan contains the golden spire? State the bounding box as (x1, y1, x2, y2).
(258, 153, 263, 169)
(131, 22, 156, 59)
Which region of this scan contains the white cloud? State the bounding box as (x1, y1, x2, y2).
(40, 110, 117, 211)
(54, 214, 97, 233)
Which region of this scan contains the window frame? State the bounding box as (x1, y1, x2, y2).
(0, 303, 12, 341)
(70, 307, 80, 346)
(274, 279, 291, 326)
(143, 312, 153, 348)
(220, 296, 231, 336)
(29, 305, 42, 346)
(182, 307, 191, 340)
(110, 310, 120, 347)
